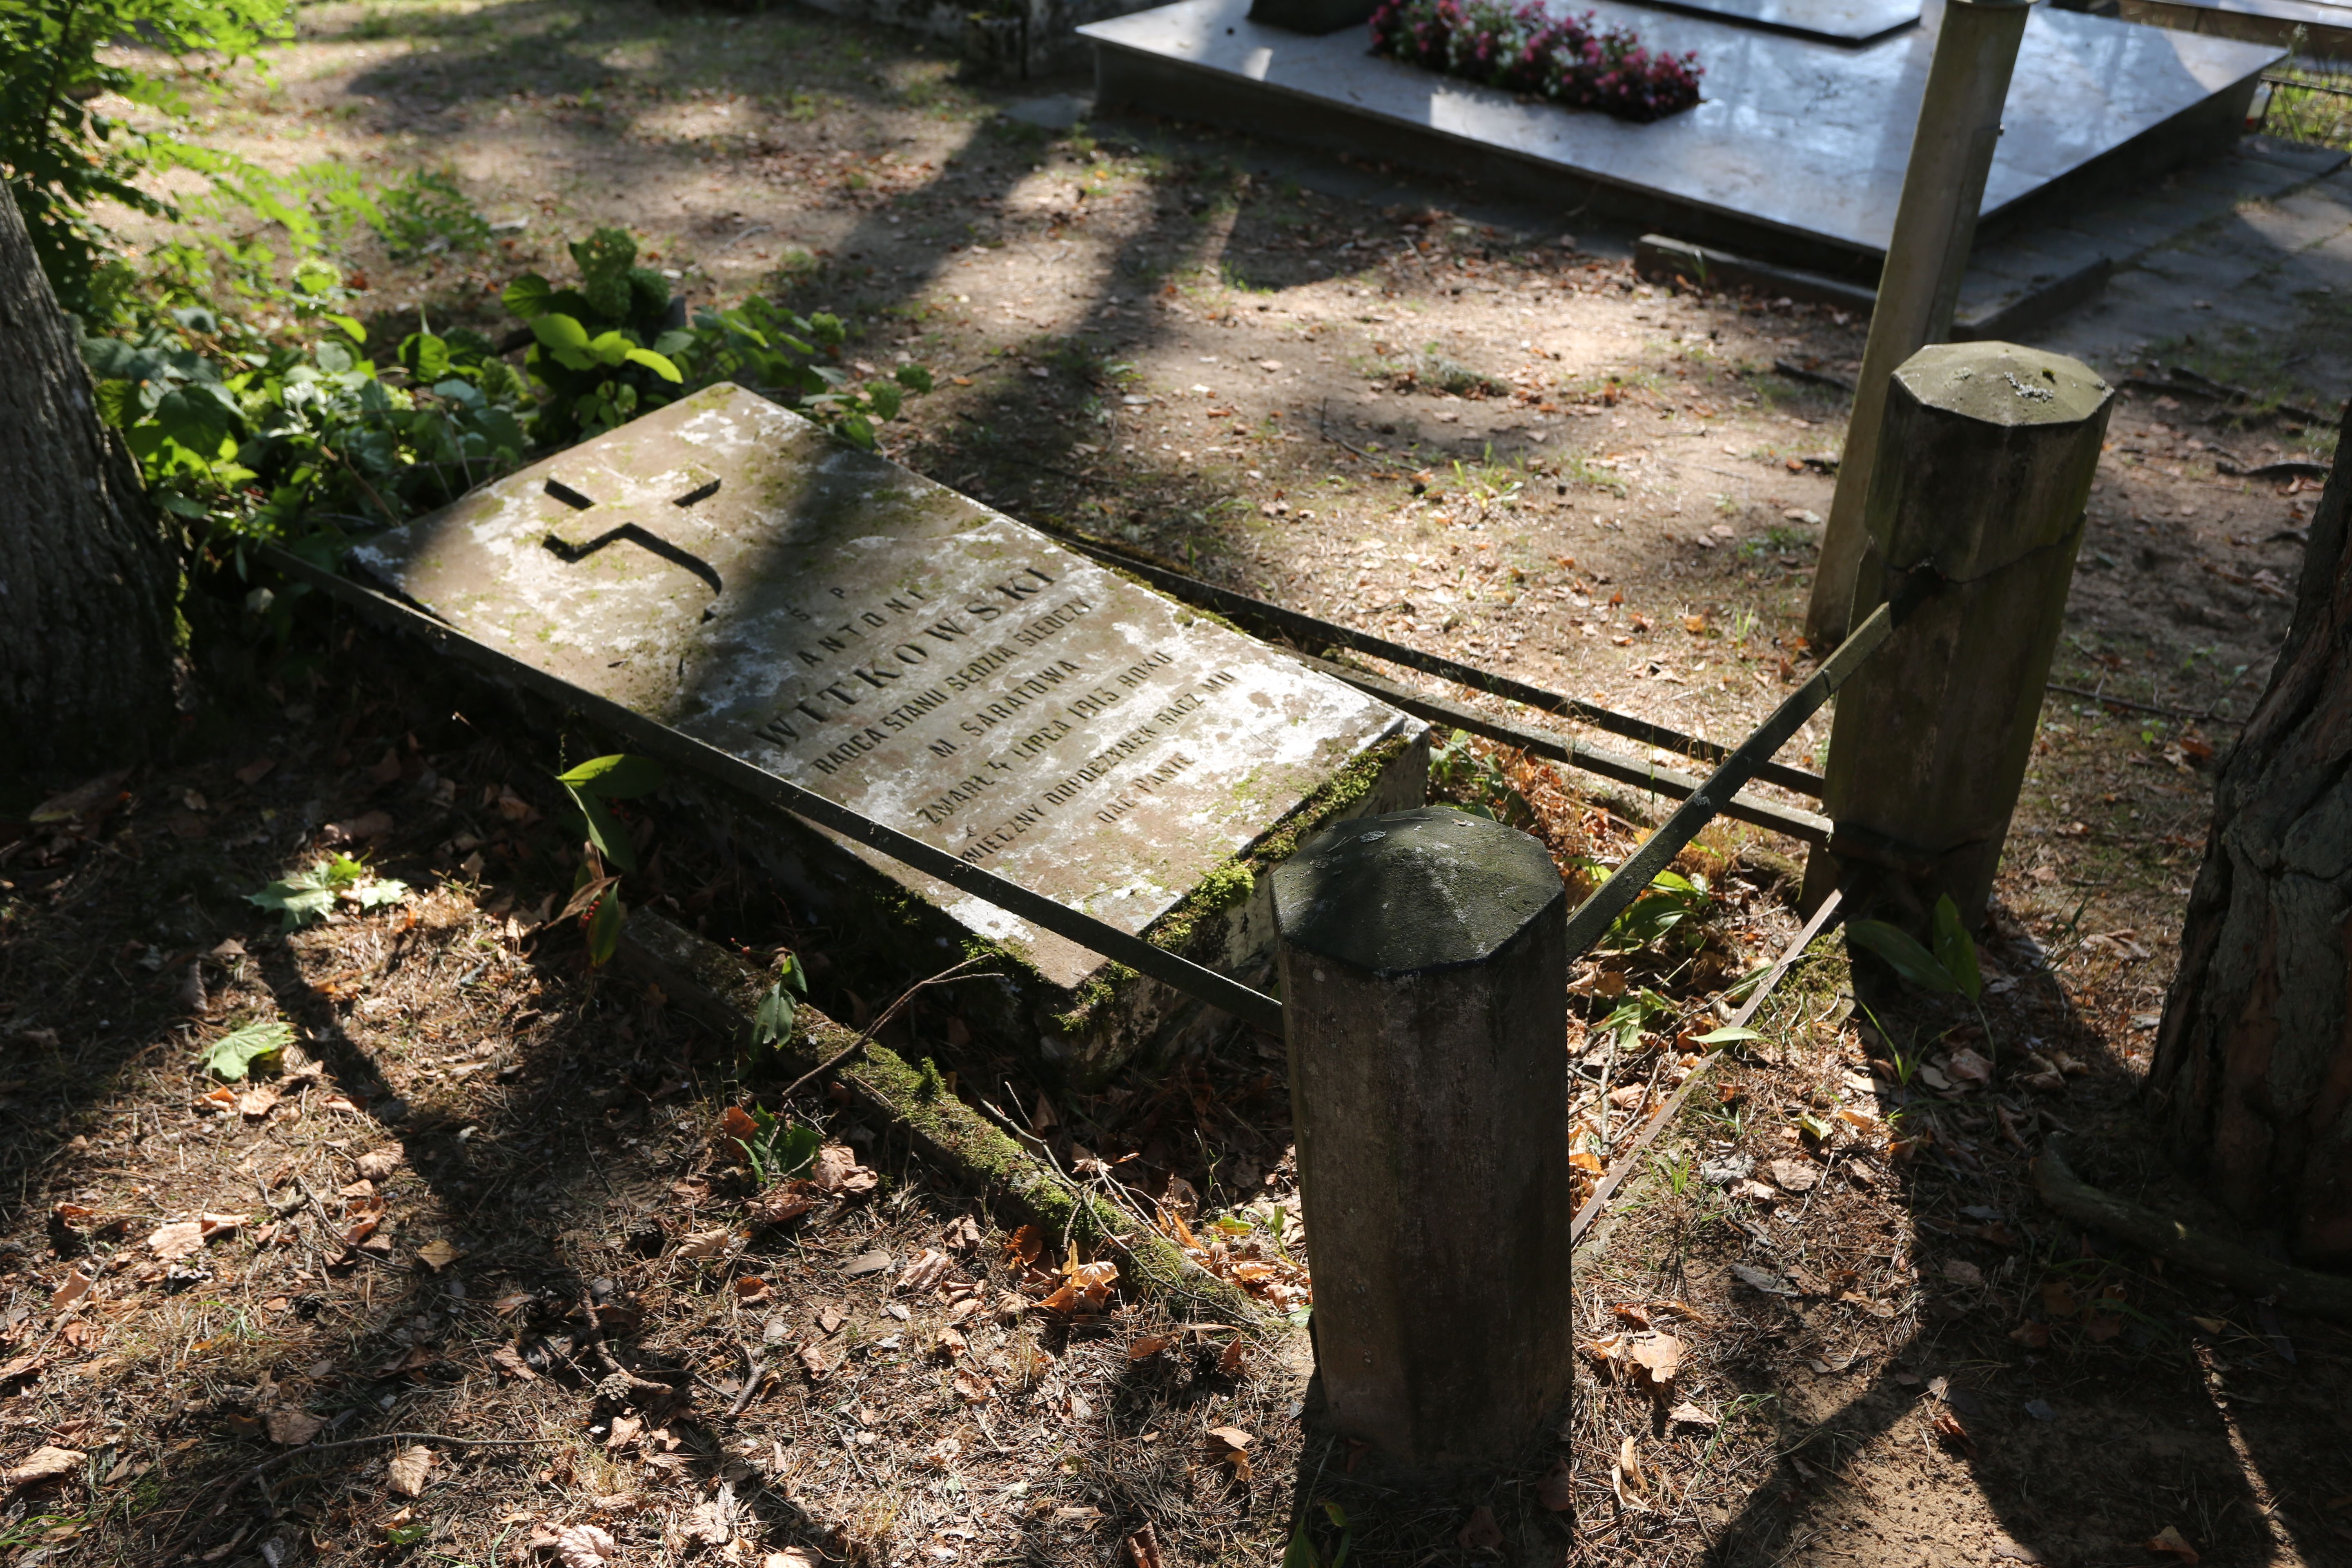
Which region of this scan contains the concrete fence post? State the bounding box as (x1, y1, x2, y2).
(1271, 806, 1570, 1470)
(1808, 0, 2035, 646)
(1811, 341, 2113, 929)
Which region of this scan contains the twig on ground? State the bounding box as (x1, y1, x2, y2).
(577, 1285, 678, 1403)
(776, 956, 994, 1103)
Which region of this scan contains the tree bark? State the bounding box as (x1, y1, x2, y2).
(2150, 399, 2352, 1269)
(0, 181, 180, 777)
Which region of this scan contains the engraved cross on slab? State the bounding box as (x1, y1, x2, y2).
(541, 464, 726, 597)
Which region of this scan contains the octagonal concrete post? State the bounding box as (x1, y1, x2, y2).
(1272, 806, 1570, 1470)
(1817, 341, 2113, 930)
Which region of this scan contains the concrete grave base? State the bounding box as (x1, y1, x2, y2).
(1081, 0, 2283, 276)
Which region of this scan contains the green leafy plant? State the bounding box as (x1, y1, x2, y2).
(501, 227, 688, 444)
(1428, 729, 1531, 824)
(1284, 1499, 1352, 1568)
(687, 293, 934, 450)
(1599, 868, 1715, 955)
(553, 753, 665, 965)
(246, 853, 409, 930)
(83, 257, 528, 546)
(733, 1103, 822, 1187)
(555, 753, 664, 873)
(0, 0, 296, 317)
(368, 165, 492, 260)
(1596, 986, 1675, 1054)
(1846, 896, 2000, 1062)
(1847, 895, 1981, 1002)
(200, 1018, 291, 1081)
(501, 227, 934, 448)
(752, 953, 810, 1051)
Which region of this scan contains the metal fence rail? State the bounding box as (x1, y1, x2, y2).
(267, 539, 1909, 1041)
(1035, 522, 1830, 799)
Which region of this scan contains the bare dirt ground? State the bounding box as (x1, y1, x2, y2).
(19, 1, 2351, 1565)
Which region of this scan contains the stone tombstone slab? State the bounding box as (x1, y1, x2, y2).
(350, 384, 1425, 1073)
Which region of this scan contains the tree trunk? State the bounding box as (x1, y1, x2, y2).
(0, 182, 180, 777)
(2151, 399, 2352, 1269)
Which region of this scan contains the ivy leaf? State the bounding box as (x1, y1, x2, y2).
(202, 1019, 292, 1082)
(894, 364, 935, 393)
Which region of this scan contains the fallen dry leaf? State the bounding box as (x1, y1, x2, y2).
(604, 1415, 642, 1451)
(797, 1345, 831, 1380)
(2144, 1526, 2198, 1565)
(1668, 1400, 1719, 1427)
(811, 1145, 878, 1194)
(675, 1227, 739, 1261)
(146, 1221, 205, 1260)
(1003, 1223, 1043, 1267)
(1629, 1333, 1682, 1392)
(951, 1368, 995, 1403)
(943, 1215, 984, 1251)
(1767, 1158, 1819, 1193)
(355, 1148, 403, 1181)
(265, 1409, 324, 1446)
(49, 1267, 95, 1312)
(1127, 1334, 1173, 1361)
(490, 1345, 538, 1382)
(1216, 1336, 1247, 1377)
(1458, 1504, 1504, 1552)
(1125, 1521, 1165, 1568)
(751, 1187, 818, 1226)
(3, 1447, 83, 1491)
(416, 1239, 463, 1272)
(1946, 1046, 1993, 1085)
(1619, 1434, 1646, 1493)
(1536, 1458, 1573, 1511)
(762, 1553, 820, 1568)
(385, 1444, 434, 1497)
(899, 1248, 951, 1293)
(557, 1523, 619, 1567)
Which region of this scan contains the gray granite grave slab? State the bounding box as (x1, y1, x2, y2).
(350, 383, 1426, 1075)
(1082, 0, 2281, 269)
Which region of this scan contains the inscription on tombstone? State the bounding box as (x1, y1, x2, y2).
(352, 384, 1425, 1071)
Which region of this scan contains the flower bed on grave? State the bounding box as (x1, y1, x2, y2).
(1369, 0, 1703, 122)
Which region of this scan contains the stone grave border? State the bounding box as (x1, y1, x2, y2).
(616, 909, 1262, 1320)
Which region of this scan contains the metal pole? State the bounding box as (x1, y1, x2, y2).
(1806, 0, 2034, 647)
